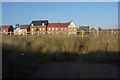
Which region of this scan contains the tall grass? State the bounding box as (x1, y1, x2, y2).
(2, 33, 119, 78)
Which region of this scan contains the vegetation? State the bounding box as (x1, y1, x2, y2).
(98, 27, 102, 31)
(2, 32, 119, 78)
(35, 27, 39, 31)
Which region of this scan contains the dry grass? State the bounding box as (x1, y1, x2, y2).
(2, 33, 119, 78)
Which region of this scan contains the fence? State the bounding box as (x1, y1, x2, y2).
(0, 30, 119, 38)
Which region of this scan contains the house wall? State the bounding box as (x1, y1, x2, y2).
(68, 21, 77, 35)
(47, 27, 68, 34)
(2, 29, 8, 32)
(30, 26, 47, 32)
(89, 29, 97, 34)
(47, 27, 68, 31)
(2, 26, 13, 33)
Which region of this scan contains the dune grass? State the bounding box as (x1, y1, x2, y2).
(2, 33, 119, 78)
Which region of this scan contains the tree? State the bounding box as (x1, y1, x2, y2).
(80, 27, 84, 30)
(98, 27, 102, 31)
(35, 27, 39, 31)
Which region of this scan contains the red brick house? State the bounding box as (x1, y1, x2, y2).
(0, 25, 14, 35)
(101, 29, 120, 34)
(30, 20, 48, 34)
(30, 20, 77, 35)
(47, 22, 70, 34)
(102, 29, 120, 31)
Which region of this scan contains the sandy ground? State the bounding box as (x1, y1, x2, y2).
(28, 62, 119, 78)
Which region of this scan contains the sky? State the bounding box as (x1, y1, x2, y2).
(2, 2, 118, 29)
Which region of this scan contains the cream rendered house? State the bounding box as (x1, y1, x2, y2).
(68, 20, 77, 35)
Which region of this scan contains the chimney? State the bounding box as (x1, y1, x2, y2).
(16, 24, 19, 28)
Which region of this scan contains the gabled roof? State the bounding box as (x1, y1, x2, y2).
(47, 22, 70, 27)
(0, 25, 13, 29)
(19, 24, 30, 29)
(89, 28, 97, 31)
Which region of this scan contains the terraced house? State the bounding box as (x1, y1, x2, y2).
(30, 20, 48, 34)
(0, 25, 14, 35)
(30, 20, 77, 35)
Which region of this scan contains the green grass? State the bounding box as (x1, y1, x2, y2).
(2, 33, 119, 78)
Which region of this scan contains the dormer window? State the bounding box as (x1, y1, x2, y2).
(31, 24, 34, 26)
(42, 23, 45, 26)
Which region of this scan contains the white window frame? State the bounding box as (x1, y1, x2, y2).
(31, 28, 34, 31)
(31, 24, 34, 26)
(64, 28, 67, 30)
(39, 28, 41, 31)
(48, 28, 50, 30)
(52, 28, 54, 30)
(43, 28, 44, 31)
(42, 23, 45, 26)
(56, 28, 58, 30)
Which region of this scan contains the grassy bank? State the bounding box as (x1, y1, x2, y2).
(2, 33, 119, 78)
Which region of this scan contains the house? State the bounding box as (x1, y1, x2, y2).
(89, 28, 97, 34)
(14, 24, 30, 35)
(47, 22, 70, 34)
(77, 26, 89, 35)
(102, 29, 120, 31)
(67, 20, 77, 35)
(30, 20, 77, 35)
(0, 25, 14, 35)
(30, 20, 48, 34)
(102, 29, 120, 34)
(47, 20, 77, 35)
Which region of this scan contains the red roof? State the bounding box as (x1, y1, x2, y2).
(0, 25, 12, 29)
(47, 23, 70, 27)
(102, 29, 120, 31)
(20, 24, 30, 29)
(89, 28, 97, 31)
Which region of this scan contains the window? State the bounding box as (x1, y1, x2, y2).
(56, 28, 58, 30)
(43, 28, 44, 31)
(64, 28, 67, 30)
(31, 24, 34, 26)
(61, 28, 63, 30)
(31, 28, 34, 31)
(4, 30, 5, 32)
(52, 28, 54, 30)
(42, 23, 45, 26)
(48, 28, 50, 30)
(39, 28, 41, 31)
